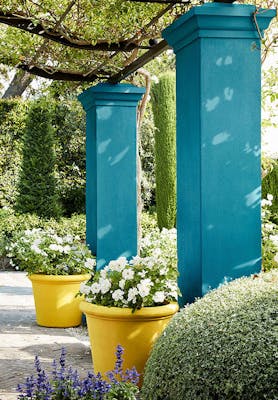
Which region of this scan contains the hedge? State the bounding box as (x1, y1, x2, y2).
(142, 270, 278, 400)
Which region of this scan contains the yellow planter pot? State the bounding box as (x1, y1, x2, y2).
(80, 301, 178, 383)
(29, 274, 91, 328)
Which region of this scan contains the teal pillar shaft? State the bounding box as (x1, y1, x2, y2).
(78, 83, 145, 269)
(163, 4, 276, 305)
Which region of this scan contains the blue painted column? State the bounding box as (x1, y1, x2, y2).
(78, 83, 145, 269)
(163, 4, 276, 305)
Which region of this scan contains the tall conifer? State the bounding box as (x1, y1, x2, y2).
(151, 72, 176, 229)
(16, 98, 60, 218)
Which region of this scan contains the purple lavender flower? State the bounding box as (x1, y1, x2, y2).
(17, 345, 139, 399)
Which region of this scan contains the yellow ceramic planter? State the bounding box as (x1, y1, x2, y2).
(80, 301, 178, 383)
(29, 274, 90, 328)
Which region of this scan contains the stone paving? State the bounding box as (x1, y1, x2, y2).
(0, 272, 92, 400)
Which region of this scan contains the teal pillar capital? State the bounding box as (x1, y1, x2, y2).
(79, 83, 146, 110)
(78, 83, 145, 269)
(163, 3, 276, 52)
(162, 4, 276, 306)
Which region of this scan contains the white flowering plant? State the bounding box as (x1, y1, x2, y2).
(140, 227, 177, 269)
(80, 255, 179, 311)
(5, 228, 96, 275)
(262, 194, 278, 271)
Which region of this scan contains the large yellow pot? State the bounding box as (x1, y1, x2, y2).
(80, 301, 178, 383)
(29, 274, 90, 328)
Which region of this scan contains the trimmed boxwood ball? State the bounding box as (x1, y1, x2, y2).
(141, 271, 278, 400)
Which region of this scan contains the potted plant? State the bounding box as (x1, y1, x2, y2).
(6, 228, 95, 327)
(79, 255, 179, 383)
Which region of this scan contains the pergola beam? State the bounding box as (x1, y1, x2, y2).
(108, 39, 169, 83)
(0, 12, 150, 52)
(19, 64, 104, 82)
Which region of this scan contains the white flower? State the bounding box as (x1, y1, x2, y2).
(100, 269, 107, 278)
(90, 282, 101, 294)
(119, 279, 126, 289)
(261, 199, 272, 207)
(99, 278, 111, 294)
(127, 287, 138, 303)
(152, 248, 162, 257)
(137, 278, 153, 298)
(62, 245, 71, 254)
(270, 234, 278, 247)
(130, 255, 142, 266)
(118, 257, 128, 267)
(112, 289, 124, 301)
(264, 223, 274, 232)
(31, 244, 45, 255)
(153, 291, 165, 303)
(159, 267, 168, 276)
(85, 258, 96, 270)
(55, 236, 64, 244)
(65, 235, 73, 243)
(122, 268, 134, 280)
(108, 257, 127, 272)
(49, 243, 60, 251)
(267, 194, 273, 201)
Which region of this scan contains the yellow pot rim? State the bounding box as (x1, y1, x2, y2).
(28, 273, 91, 283)
(80, 301, 179, 320)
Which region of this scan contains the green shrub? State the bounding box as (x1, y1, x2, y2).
(262, 195, 278, 271)
(151, 72, 176, 229)
(142, 271, 278, 400)
(52, 99, 86, 215)
(15, 98, 61, 218)
(140, 104, 156, 210)
(0, 210, 86, 257)
(0, 99, 28, 207)
(262, 159, 278, 224)
(0, 98, 86, 215)
(141, 211, 158, 234)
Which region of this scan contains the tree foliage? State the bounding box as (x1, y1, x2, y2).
(0, 98, 27, 207)
(0, 0, 276, 85)
(0, 0, 186, 83)
(15, 98, 61, 219)
(151, 72, 176, 229)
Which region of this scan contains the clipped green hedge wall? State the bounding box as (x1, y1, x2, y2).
(142, 271, 278, 400)
(0, 99, 28, 207)
(51, 99, 86, 216)
(151, 72, 176, 229)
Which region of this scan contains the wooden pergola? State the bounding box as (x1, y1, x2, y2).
(0, 0, 195, 84)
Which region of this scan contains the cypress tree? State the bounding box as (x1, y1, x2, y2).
(15, 98, 61, 219)
(151, 72, 176, 229)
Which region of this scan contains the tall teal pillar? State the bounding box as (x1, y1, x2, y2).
(163, 4, 275, 305)
(78, 83, 145, 269)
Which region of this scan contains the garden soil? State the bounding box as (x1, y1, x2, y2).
(0, 271, 92, 400)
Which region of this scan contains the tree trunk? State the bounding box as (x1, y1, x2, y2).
(137, 68, 151, 253)
(2, 70, 34, 99)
